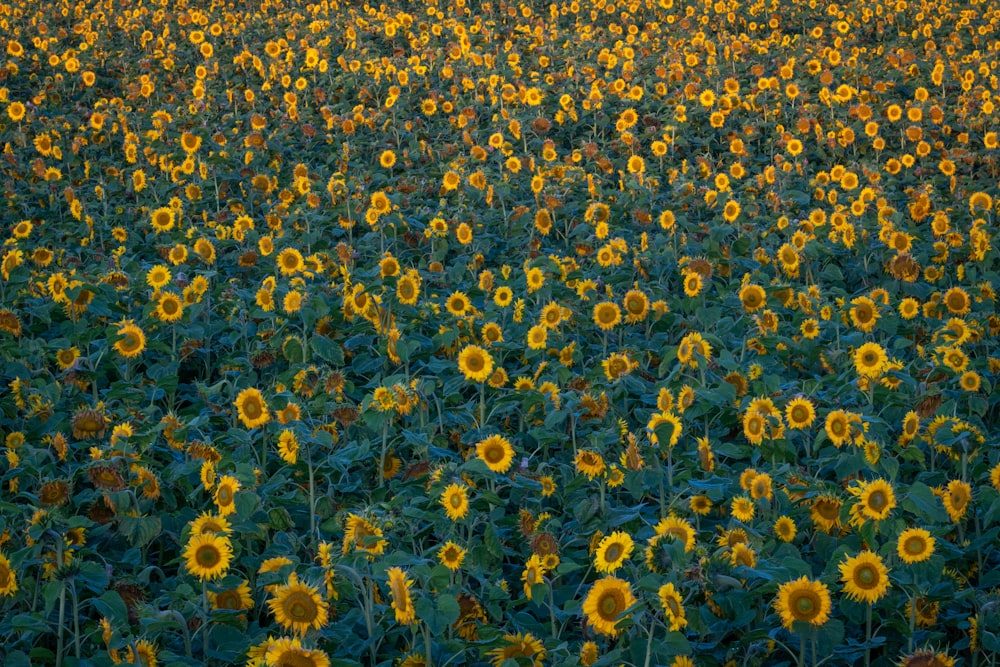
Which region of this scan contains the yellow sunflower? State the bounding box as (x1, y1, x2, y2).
(234, 387, 270, 429)
(113, 320, 146, 358)
(592, 301, 622, 331)
(209, 579, 254, 611)
(574, 449, 606, 479)
(785, 397, 816, 429)
(854, 342, 888, 378)
(0, 552, 18, 596)
(155, 292, 184, 323)
(774, 516, 797, 542)
(387, 566, 417, 625)
(487, 633, 545, 667)
(653, 515, 696, 552)
(150, 206, 175, 233)
(774, 576, 832, 630)
(276, 248, 304, 276)
(476, 434, 515, 473)
(839, 551, 890, 604)
(657, 582, 687, 631)
(269, 573, 329, 635)
(446, 291, 471, 317)
(647, 411, 682, 449)
(265, 636, 331, 667)
(183, 533, 232, 581)
(594, 531, 634, 574)
(810, 494, 843, 533)
(849, 478, 896, 525)
(623, 289, 649, 323)
(943, 479, 972, 522)
(739, 284, 766, 312)
(343, 514, 387, 556)
(441, 483, 470, 521)
(438, 541, 467, 571)
(896, 528, 935, 564)
(214, 475, 240, 517)
(457, 345, 494, 383)
(582, 577, 637, 637)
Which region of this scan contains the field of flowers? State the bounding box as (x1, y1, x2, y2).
(1, 0, 999, 665)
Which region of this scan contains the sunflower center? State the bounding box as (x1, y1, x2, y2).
(0, 567, 10, 587)
(856, 566, 877, 587)
(604, 543, 624, 562)
(905, 537, 924, 554)
(217, 591, 240, 609)
(243, 400, 262, 419)
(794, 592, 817, 617)
(450, 493, 463, 508)
(466, 355, 483, 372)
(285, 591, 318, 621)
(868, 491, 887, 511)
(218, 487, 233, 504)
(277, 649, 317, 667)
(196, 545, 221, 567)
(598, 591, 623, 619)
(485, 446, 503, 463)
(816, 501, 838, 519)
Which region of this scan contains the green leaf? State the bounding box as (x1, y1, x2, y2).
(902, 482, 949, 523)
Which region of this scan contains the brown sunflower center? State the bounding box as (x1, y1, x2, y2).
(466, 354, 484, 372)
(598, 591, 624, 619)
(793, 591, 818, 618)
(604, 543, 624, 562)
(243, 400, 262, 419)
(450, 493, 463, 508)
(867, 490, 887, 511)
(485, 445, 504, 463)
(196, 545, 221, 567)
(285, 591, 318, 621)
(855, 565, 877, 587)
(905, 537, 925, 554)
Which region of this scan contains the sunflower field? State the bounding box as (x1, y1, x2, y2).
(1, 0, 1000, 665)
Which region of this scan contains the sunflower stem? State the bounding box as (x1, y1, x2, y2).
(423, 621, 432, 667)
(56, 581, 66, 667)
(479, 381, 486, 428)
(70, 578, 81, 659)
(864, 603, 872, 667)
(308, 444, 317, 546)
(643, 617, 655, 667)
(378, 419, 388, 489)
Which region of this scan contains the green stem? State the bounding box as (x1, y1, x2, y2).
(865, 603, 872, 667)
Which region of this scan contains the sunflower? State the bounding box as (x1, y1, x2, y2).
(209, 579, 254, 611)
(739, 284, 766, 312)
(657, 582, 688, 631)
(731, 496, 755, 522)
(574, 449, 606, 479)
(214, 475, 240, 517)
(990, 461, 1000, 492)
(850, 478, 896, 525)
(839, 551, 890, 604)
(594, 531, 634, 574)
(0, 552, 18, 596)
(742, 410, 766, 445)
(647, 411, 682, 449)
(592, 301, 621, 331)
(476, 434, 515, 473)
(653, 515, 696, 552)
(854, 342, 888, 378)
(481, 322, 503, 346)
(582, 577, 637, 637)
(234, 388, 270, 429)
(943, 479, 971, 522)
(150, 206, 175, 233)
(155, 292, 184, 323)
(895, 527, 936, 566)
(114, 320, 146, 358)
(824, 409, 855, 447)
(386, 567, 417, 625)
(277, 429, 299, 464)
(896, 650, 954, 667)
(682, 271, 703, 297)
(906, 598, 939, 628)
(494, 286, 513, 307)
(580, 641, 599, 667)
(774, 516, 797, 542)
(774, 576, 832, 630)
(942, 287, 970, 315)
(146, 264, 171, 289)
(522, 554, 546, 599)
(183, 533, 232, 581)
(785, 397, 816, 429)
(397, 274, 420, 305)
(617, 289, 649, 323)
(269, 573, 329, 635)
(487, 633, 545, 667)
(457, 345, 493, 383)
(265, 636, 331, 667)
(526, 325, 548, 350)
(438, 541, 467, 571)
(441, 483, 470, 521)
(810, 494, 843, 533)
(191, 512, 231, 535)
(56, 347, 80, 371)
(446, 291, 471, 317)
(849, 296, 879, 332)
(125, 639, 158, 667)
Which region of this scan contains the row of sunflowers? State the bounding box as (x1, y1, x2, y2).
(1, 0, 999, 665)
